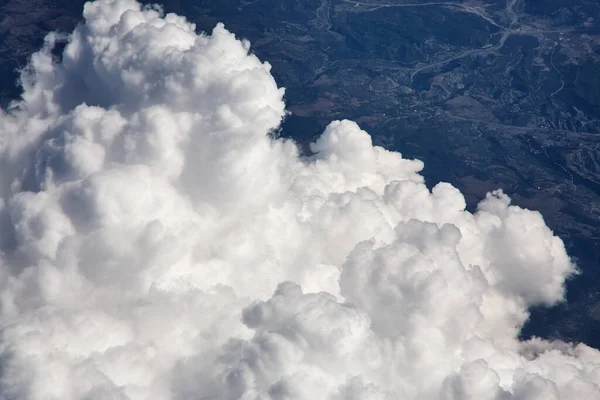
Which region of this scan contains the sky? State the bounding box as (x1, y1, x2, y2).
(0, 0, 599, 398)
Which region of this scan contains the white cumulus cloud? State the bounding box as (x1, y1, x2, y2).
(0, 1, 597, 399)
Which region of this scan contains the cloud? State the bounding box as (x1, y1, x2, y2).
(0, 0, 597, 399)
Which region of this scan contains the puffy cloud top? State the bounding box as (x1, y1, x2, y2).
(0, 1, 596, 399)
